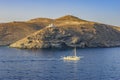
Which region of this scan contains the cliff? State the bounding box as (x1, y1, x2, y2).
(9, 15, 120, 49)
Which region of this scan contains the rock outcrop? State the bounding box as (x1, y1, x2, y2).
(0, 22, 43, 45)
(10, 15, 120, 49)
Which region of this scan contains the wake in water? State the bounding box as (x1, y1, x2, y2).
(0, 56, 84, 63)
(0, 58, 62, 63)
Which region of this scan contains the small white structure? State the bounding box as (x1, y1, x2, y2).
(47, 23, 55, 28)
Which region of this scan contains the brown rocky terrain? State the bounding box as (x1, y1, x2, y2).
(28, 18, 53, 27)
(9, 15, 120, 49)
(113, 26, 120, 31)
(0, 22, 44, 45)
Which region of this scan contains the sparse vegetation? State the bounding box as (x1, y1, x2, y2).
(0, 15, 120, 48)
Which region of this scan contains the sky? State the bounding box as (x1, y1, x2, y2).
(0, 0, 120, 26)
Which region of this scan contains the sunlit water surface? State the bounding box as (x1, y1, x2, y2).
(0, 47, 120, 80)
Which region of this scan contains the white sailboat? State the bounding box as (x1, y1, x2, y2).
(63, 47, 80, 60)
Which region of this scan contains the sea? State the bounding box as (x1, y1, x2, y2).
(0, 46, 120, 80)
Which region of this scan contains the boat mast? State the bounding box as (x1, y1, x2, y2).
(74, 47, 76, 56)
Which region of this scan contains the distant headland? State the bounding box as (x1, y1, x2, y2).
(0, 15, 120, 49)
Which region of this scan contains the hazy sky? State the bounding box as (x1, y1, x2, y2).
(0, 0, 119, 26)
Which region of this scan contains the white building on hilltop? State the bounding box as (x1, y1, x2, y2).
(47, 23, 55, 27)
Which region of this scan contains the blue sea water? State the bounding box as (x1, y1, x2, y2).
(0, 47, 120, 80)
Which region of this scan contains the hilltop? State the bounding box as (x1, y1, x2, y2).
(0, 15, 91, 46)
(9, 15, 120, 49)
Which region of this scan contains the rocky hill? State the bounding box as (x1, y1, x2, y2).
(28, 18, 53, 27)
(0, 22, 43, 45)
(113, 26, 120, 31)
(10, 15, 120, 49)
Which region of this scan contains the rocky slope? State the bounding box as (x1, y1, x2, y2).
(10, 15, 120, 49)
(0, 22, 44, 45)
(28, 18, 53, 27)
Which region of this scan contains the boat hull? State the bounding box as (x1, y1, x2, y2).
(63, 56, 80, 60)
